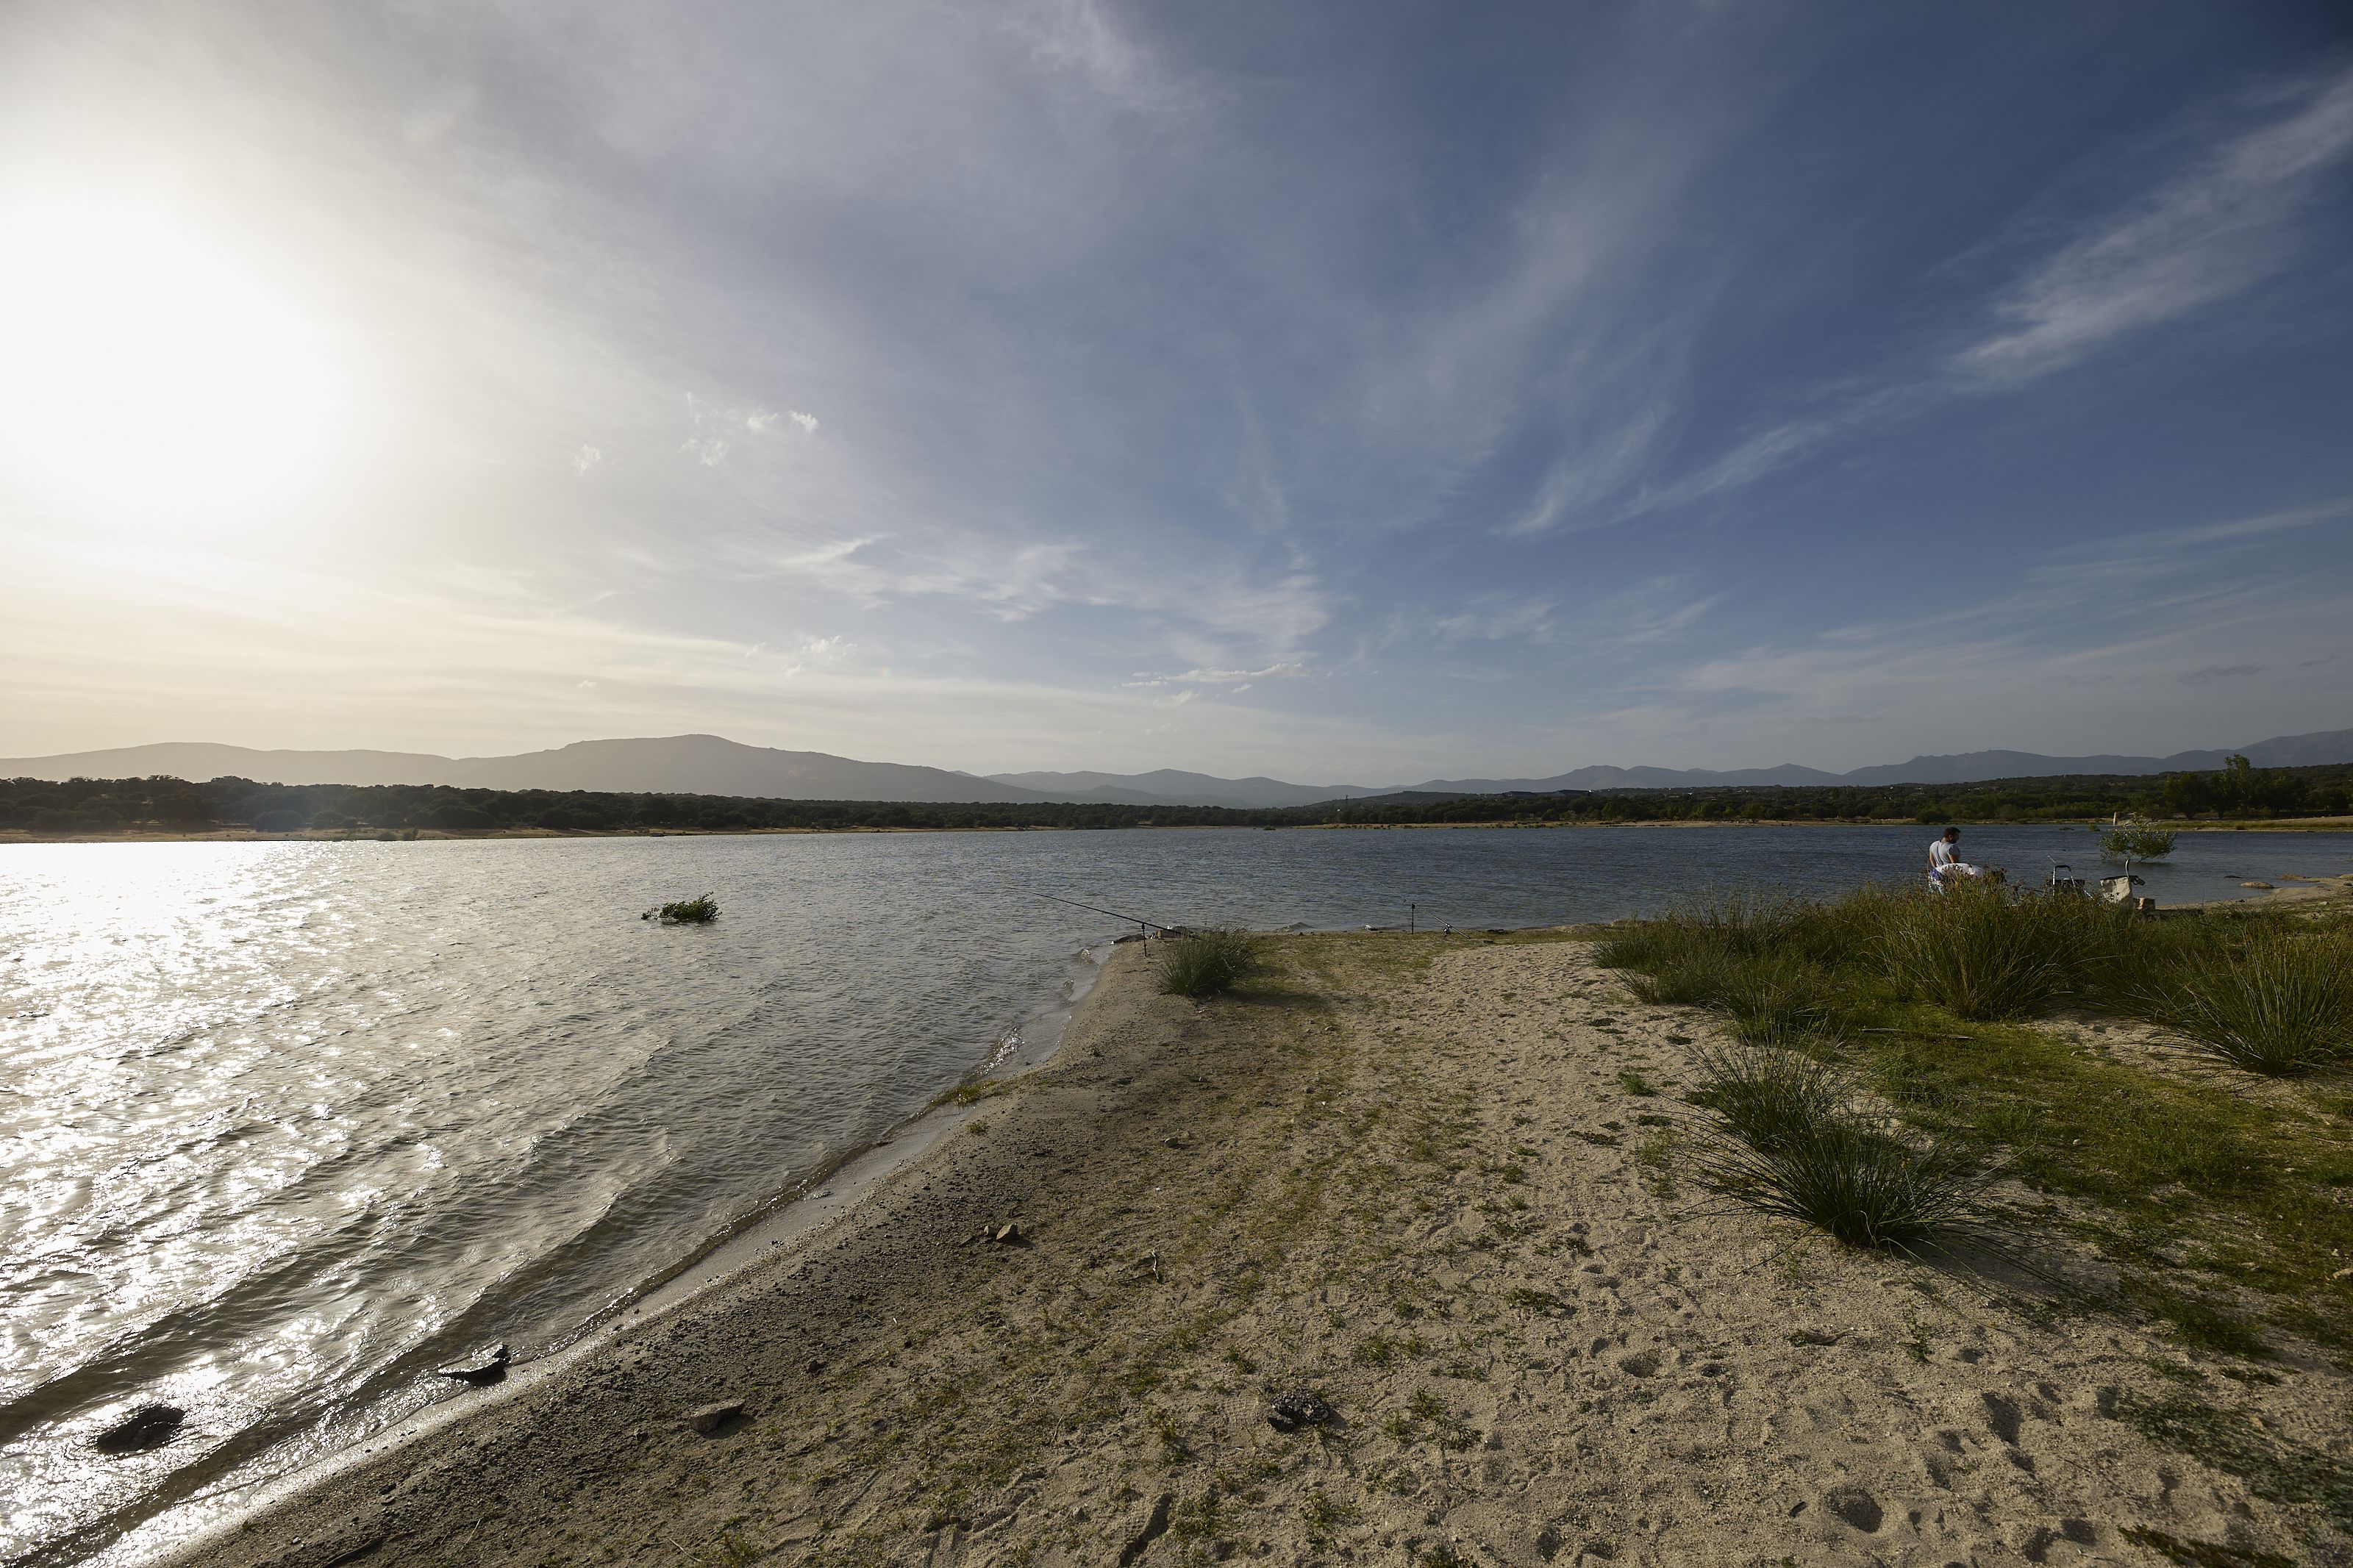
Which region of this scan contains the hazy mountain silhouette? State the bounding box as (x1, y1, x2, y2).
(4, 726, 2348, 807)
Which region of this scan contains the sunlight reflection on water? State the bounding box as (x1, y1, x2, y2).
(1, 825, 2345, 1562)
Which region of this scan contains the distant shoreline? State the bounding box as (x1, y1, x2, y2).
(5, 816, 2352, 846)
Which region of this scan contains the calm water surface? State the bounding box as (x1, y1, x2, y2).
(3, 824, 2346, 1561)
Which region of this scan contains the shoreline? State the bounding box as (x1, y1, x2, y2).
(7, 816, 2352, 848)
(146, 931, 2349, 1568)
(76, 946, 1112, 1568)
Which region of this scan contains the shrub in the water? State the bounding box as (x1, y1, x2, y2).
(2100, 821, 2177, 859)
(644, 894, 719, 924)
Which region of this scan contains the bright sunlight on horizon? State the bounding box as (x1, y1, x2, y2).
(0, 198, 343, 523)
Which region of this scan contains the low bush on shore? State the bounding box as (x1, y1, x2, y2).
(1156, 928, 1263, 998)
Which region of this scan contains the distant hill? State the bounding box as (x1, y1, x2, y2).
(988, 767, 1387, 809)
(442, 735, 1054, 803)
(1387, 727, 2353, 795)
(4, 726, 2347, 805)
(0, 735, 1060, 805)
(0, 742, 474, 787)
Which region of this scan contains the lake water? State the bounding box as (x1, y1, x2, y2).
(3, 823, 2346, 1561)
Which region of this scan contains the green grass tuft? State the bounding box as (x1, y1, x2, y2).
(1688, 1042, 1995, 1254)
(1685, 1043, 1845, 1155)
(1155, 928, 1263, 999)
(1876, 884, 2122, 1020)
(2143, 926, 2353, 1077)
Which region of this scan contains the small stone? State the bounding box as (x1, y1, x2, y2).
(1266, 1387, 1335, 1431)
(93, 1405, 185, 1454)
(2331, 1267, 2352, 1283)
(993, 1222, 1024, 1245)
(684, 1400, 746, 1434)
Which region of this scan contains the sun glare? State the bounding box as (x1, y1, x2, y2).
(0, 199, 343, 523)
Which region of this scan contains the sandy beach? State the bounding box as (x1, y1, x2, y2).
(167, 932, 2351, 1568)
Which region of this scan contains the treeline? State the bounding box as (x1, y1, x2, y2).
(2157, 752, 2340, 818)
(2, 759, 2348, 838)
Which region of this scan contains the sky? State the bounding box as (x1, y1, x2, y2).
(0, 1, 2349, 783)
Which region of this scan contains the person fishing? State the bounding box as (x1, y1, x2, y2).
(1927, 826, 1991, 888)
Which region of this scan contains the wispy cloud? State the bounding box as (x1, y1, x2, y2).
(1629, 68, 2353, 517)
(2179, 662, 2265, 685)
(1126, 661, 1310, 687)
(1434, 595, 1554, 645)
(1956, 68, 2353, 383)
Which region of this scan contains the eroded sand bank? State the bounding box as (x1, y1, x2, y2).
(172, 934, 2349, 1568)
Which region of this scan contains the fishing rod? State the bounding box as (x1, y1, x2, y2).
(1035, 892, 1180, 934)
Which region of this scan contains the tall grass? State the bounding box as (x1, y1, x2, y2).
(1156, 928, 1263, 999)
(1686, 1045, 1995, 1254)
(1602, 881, 2346, 1077)
(1685, 1042, 1843, 1152)
(1876, 884, 2124, 1020)
(1721, 956, 1851, 1045)
(1599, 889, 1802, 1013)
(2142, 927, 2353, 1076)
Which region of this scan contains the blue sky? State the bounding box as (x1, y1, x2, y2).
(1, 2, 2348, 779)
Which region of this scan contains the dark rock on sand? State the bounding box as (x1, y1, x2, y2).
(1266, 1388, 1334, 1431)
(685, 1400, 746, 1434)
(437, 1345, 512, 1386)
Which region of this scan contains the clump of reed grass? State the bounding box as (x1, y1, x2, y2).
(1876, 883, 2121, 1020)
(1721, 955, 1849, 1045)
(1685, 1042, 1843, 1153)
(2143, 928, 2353, 1076)
(1155, 928, 1263, 998)
(2100, 820, 2177, 859)
(644, 893, 719, 923)
(1687, 1045, 1996, 1254)
(1598, 889, 1801, 1010)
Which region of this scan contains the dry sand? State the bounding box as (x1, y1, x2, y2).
(170, 934, 2351, 1568)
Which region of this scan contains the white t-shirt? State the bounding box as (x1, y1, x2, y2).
(1929, 838, 1957, 871)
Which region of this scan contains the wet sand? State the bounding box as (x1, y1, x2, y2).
(168, 933, 2349, 1568)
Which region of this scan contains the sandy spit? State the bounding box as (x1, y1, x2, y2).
(165, 934, 2348, 1568)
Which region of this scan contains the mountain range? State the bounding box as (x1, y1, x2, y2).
(4, 727, 2349, 809)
